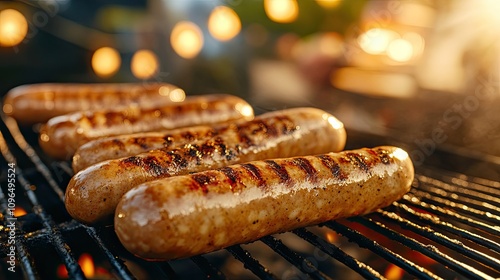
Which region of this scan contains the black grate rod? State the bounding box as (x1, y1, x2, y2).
(0, 131, 86, 279)
(325, 221, 443, 280)
(190, 255, 227, 280)
(292, 228, 386, 280)
(226, 245, 277, 280)
(419, 167, 500, 190)
(402, 194, 500, 237)
(417, 175, 500, 203)
(416, 179, 500, 215)
(260, 235, 331, 280)
(377, 209, 500, 273)
(393, 201, 500, 255)
(2, 116, 65, 201)
(411, 189, 500, 225)
(0, 179, 38, 280)
(353, 216, 497, 280)
(84, 226, 135, 280)
(157, 262, 179, 279)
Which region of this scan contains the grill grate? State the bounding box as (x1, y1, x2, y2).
(1, 115, 499, 280)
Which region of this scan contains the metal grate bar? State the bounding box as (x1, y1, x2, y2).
(157, 262, 179, 279)
(417, 175, 500, 205)
(0, 173, 38, 280)
(401, 194, 500, 237)
(416, 179, 500, 215)
(3, 116, 65, 201)
(376, 209, 500, 273)
(227, 245, 277, 280)
(393, 201, 500, 255)
(0, 131, 86, 279)
(190, 255, 227, 280)
(292, 228, 386, 280)
(411, 189, 500, 225)
(353, 216, 496, 280)
(419, 167, 500, 190)
(1, 115, 140, 279)
(324, 221, 443, 280)
(260, 235, 331, 280)
(85, 226, 135, 280)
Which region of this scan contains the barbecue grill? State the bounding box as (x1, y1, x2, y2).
(1, 111, 499, 280)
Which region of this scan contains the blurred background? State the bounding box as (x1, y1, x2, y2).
(1, 0, 499, 160)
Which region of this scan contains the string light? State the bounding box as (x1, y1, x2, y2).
(170, 21, 204, 59)
(208, 6, 241, 41)
(91, 47, 121, 78)
(0, 9, 28, 47)
(264, 0, 299, 23)
(131, 49, 159, 79)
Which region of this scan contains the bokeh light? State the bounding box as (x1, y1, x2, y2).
(387, 38, 414, 62)
(91, 47, 121, 78)
(170, 21, 204, 59)
(358, 28, 398, 55)
(264, 0, 299, 23)
(131, 49, 159, 79)
(315, 0, 342, 9)
(0, 9, 28, 47)
(208, 6, 241, 41)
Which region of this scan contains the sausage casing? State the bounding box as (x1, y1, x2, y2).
(3, 83, 181, 125)
(72, 125, 217, 172)
(65, 107, 346, 224)
(39, 94, 254, 160)
(114, 146, 414, 260)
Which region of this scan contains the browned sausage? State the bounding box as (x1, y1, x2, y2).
(65, 107, 347, 224)
(114, 146, 414, 260)
(3, 83, 182, 125)
(72, 125, 217, 173)
(39, 94, 254, 160)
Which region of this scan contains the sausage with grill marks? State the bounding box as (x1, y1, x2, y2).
(72, 125, 217, 173)
(3, 83, 181, 125)
(65, 107, 347, 224)
(114, 146, 414, 260)
(39, 94, 254, 160)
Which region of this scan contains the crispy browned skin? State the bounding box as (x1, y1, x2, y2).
(39, 94, 254, 160)
(72, 125, 217, 172)
(3, 83, 181, 125)
(114, 146, 414, 260)
(65, 107, 347, 224)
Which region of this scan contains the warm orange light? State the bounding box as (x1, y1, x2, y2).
(14, 207, 27, 217)
(0, 9, 28, 47)
(358, 28, 398, 55)
(169, 88, 186, 102)
(79, 253, 95, 278)
(57, 253, 112, 279)
(131, 49, 159, 79)
(170, 21, 204, 59)
(384, 264, 404, 280)
(387, 38, 414, 62)
(325, 231, 337, 243)
(208, 6, 241, 41)
(264, 0, 299, 23)
(315, 0, 342, 8)
(57, 264, 69, 278)
(91, 47, 121, 78)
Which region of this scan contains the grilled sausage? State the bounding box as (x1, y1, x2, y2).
(3, 83, 182, 125)
(70, 104, 348, 172)
(115, 146, 414, 260)
(39, 94, 254, 160)
(65, 107, 347, 224)
(72, 125, 217, 173)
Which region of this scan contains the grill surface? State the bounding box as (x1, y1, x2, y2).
(0, 114, 499, 280)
